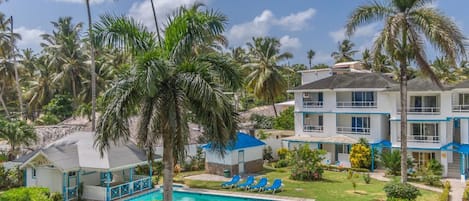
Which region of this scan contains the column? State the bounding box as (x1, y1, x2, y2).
(106, 171, 111, 201)
(62, 172, 67, 201)
(440, 151, 448, 177)
(461, 154, 465, 183)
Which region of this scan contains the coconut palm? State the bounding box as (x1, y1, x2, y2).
(361, 49, 372, 70)
(331, 39, 358, 63)
(244, 37, 289, 117)
(430, 57, 457, 84)
(24, 56, 56, 119)
(0, 118, 37, 161)
(346, 0, 466, 182)
(307, 49, 315, 69)
(94, 4, 240, 201)
(86, 0, 97, 131)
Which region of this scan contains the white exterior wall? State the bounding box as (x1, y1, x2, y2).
(81, 171, 100, 186)
(205, 146, 263, 165)
(301, 70, 332, 84)
(26, 167, 62, 193)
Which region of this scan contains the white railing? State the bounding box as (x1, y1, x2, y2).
(452, 105, 469, 112)
(303, 100, 323, 108)
(303, 125, 323, 132)
(397, 107, 440, 114)
(337, 127, 371, 135)
(398, 135, 440, 143)
(336, 101, 376, 108)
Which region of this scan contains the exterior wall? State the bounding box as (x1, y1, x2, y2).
(205, 146, 263, 167)
(81, 171, 100, 186)
(26, 167, 62, 193)
(205, 159, 264, 176)
(300, 69, 332, 85)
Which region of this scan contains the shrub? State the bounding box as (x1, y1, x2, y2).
(35, 114, 60, 125)
(384, 182, 421, 201)
(257, 130, 270, 140)
(427, 159, 443, 176)
(363, 173, 371, 184)
(275, 159, 289, 168)
(381, 150, 401, 176)
(287, 145, 325, 181)
(0, 187, 52, 201)
(250, 114, 274, 129)
(277, 148, 289, 160)
(416, 159, 443, 186)
(50, 192, 62, 201)
(439, 181, 451, 201)
(273, 106, 294, 130)
(42, 94, 73, 121)
(349, 139, 371, 169)
(262, 146, 274, 161)
(0, 166, 23, 190)
(463, 182, 469, 201)
(321, 165, 370, 173)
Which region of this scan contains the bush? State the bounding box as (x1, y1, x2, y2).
(277, 148, 289, 160)
(0, 166, 23, 190)
(363, 173, 371, 184)
(50, 192, 62, 201)
(35, 114, 60, 125)
(250, 114, 274, 129)
(463, 183, 469, 201)
(42, 94, 73, 121)
(426, 159, 443, 176)
(0, 187, 52, 201)
(349, 139, 371, 169)
(384, 182, 421, 201)
(321, 165, 370, 173)
(438, 181, 450, 201)
(381, 150, 401, 176)
(416, 159, 443, 186)
(287, 145, 325, 181)
(273, 106, 294, 130)
(262, 146, 273, 161)
(275, 159, 289, 168)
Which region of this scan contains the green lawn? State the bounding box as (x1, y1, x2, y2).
(183, 169, 440, 201)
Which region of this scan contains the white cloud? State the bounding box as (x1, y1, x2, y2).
(52, 0, 111, 4)
(128, 0, 208, 31)
(279, 35, 301, 52)
(16, 27, 46, 51)
(313, 51, 333, 64)
(227, 8, 315, 47)
(329, 23, 379, 42)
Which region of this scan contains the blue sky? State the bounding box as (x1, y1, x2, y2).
(1, 0, 468, 65)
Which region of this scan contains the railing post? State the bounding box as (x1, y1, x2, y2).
(106, 171, 111, 201)
(129, 168, 134, 194)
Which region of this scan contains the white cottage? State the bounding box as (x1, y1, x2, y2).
(17, 131, 158, 201)
(203, 132, 265, 176)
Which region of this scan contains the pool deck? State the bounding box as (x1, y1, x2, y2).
(119, 184, 315, 201)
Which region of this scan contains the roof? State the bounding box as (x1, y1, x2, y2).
(388, 77, 450, 91)
(333, 61, 362, 68)
(20, 132, 159, 171)
(282, 135, 359, 144)
(453, 80, 469, 89)
(203, 132, 265, 151)
(292, 73, 397, 91)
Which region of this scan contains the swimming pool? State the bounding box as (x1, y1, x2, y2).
(126, 190, 274, 201)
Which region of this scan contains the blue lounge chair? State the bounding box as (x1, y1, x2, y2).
(249, 177, 268, 192)
(264, 179, 282, 194)
(236, 176, 255, 190)
(221, 175, 240, 188)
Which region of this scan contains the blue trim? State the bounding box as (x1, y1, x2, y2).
(82, 171, 96, 176)
(106, 171, 111, 201)
(390, 119, 450, 122)
(62, 172, 67, 201)
(392, 146, 441, 150)
(23, 169, 27, 186)
(297, 111, 390, 115)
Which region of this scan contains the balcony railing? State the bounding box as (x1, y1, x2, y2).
(452, 105, 469, 112)
(336, 127, 371, 135)
(398, 135, 440, 143)
(110, 176, 152, 200)
(336, 101, 376, 108)
(397, 107, 440, 114)
(303, 125, 323, 132)
(303, 100, 323, 108)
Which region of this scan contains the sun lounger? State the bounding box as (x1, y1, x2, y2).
(249, 177, 268, 192)
(236, 176, 255, 190)
(221, 175, 240, 188)
(264, 179, 282, 194)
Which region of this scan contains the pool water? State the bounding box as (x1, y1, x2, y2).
(126, 190, 273, 201)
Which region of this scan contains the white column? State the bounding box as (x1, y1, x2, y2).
(461, 119, 469, 144)
(441, 151, 448, 177)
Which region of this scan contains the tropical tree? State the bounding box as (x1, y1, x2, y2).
(361, 48, 372, 70)
(24, 56, 56, 119)
(307, 49, 315, 69)
(0, 118, 37, 161)
(94, 4, 240, 201)
(346, 0, 466, 182)
(244, 37, 289, 117)
(430, 57, 457, 84)
(331, 39, 358, 63)
(85, 0, 97, 131)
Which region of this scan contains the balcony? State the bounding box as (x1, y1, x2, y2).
(453, 105, 469, 112)
(82, 175, 152, 201)
(303, 125, 323, 132)
(337, 127, 371, 135)
(398, 135, 440, 143)
(303, 100, 323, 108)
(397, 107, 440, 115)
(336, 101, 377, 108)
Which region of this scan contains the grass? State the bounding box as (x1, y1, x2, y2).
(183, 168, 440, 201)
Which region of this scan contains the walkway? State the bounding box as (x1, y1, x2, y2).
(370, 170, 465, 201)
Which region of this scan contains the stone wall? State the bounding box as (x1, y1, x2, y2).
(206, 159, 264, 176)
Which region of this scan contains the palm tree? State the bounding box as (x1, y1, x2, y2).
(331, 39, 358, 63)
(24, 56, 55, 119)
(361, 49, 372, 70)
(244, 37, 289, 117)
(431, 57, 457, 84)
(0, 118, 37, 161)
(85, 0, 97, 131)
(346, 0, 466, 183)
(94, 4, 240, 201)
(307, 49, 315, 69)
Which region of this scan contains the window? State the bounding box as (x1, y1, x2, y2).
(410, 123, 439, 142)
(32, 168, 37, 179)
(336, 144, 349, 154)
(68, 171, 77, 177)
(304, 114, 323, 132)
(351, 116, 370, 133)
(352, 92, 375, 107)
(412, 152, 436, 169)
(410, 96, 439, 113)
(303, 92, 323, 108)
(459, 94, 469, 105)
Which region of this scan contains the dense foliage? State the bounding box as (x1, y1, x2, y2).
(0, 187, 54, 201)
(349, 138, 371, 169)
(287, 144, 325, 181)
(0, 166, 23, 190)
(0, 118, 37, 160)
(273, 106, 294, 130)
(383, 182, 421, 201)
(381, 150, 402, 176)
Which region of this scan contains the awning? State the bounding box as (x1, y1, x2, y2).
(441, 142, 469, 154)
(371, 140, 392, 147)
(282, 134, 359, 144)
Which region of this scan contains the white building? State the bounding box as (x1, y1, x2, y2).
(284, 70, 469, 181)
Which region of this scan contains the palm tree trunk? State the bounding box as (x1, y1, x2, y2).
(10, 16, 24, 120)
(400, 61, 408, 183)
(0, 83, 9, 117)
(163, 132, 174, 201)
(86, 0, 97, 131)
(71, 73, 77, 108)
(150, 0, 163, 48)
(271, 94, 278, 117)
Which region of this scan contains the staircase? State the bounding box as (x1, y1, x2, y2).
(447, 153, 461, 178)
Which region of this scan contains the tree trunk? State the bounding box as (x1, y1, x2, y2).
(400, 62, 408, 183)
(8, 144, 16, 161)
(150, 0, 163, 48)
(271, 95, 278, 117)
(71, 73, 78, 108)
(86, 0, 97, 131)
(0, 83, 9, 117)
(10, 16, 24, 120)
(162, 132, 174, 201)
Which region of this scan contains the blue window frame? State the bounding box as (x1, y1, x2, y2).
(351, 116, 370, 132)
(352, 92, 375, 106)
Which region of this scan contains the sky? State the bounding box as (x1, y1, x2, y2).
(1, 0, 469, 66)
